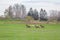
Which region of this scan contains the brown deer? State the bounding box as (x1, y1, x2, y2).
(35, 25, 40, 28)
(40, 25, 44, 28)
(26, 24, 31, 28)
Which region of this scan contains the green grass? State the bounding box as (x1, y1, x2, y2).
(0, 21, 60, 40)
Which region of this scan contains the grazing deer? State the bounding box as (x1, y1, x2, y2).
(26, 24, 30, 28)
(35, 25, 40, 28)
(40, 25, 44, 28)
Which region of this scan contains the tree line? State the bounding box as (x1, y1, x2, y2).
(0, 4, 60, 21)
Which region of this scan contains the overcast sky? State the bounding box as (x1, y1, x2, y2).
(0, 0, 60, 15)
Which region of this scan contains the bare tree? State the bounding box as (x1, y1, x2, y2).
(4, 9, 9, 18)
(13, 4, 21, 18)
(49, 10, 58, 22)
(20, 5, 26, 19)
(8, 6, 13, 18)
(13, 4, 26, 19)
(4, 6, 13, 19)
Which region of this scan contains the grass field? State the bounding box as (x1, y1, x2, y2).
(0, 21, 60, 40)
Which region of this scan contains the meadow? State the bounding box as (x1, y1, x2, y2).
(0, 20, 60, 40)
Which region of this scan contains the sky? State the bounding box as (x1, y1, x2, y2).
(0, 0, 60, 16)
